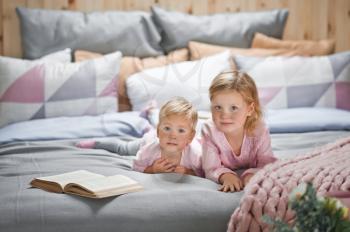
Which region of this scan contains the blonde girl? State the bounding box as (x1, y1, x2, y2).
(201, 71, 276, 192)
(78, 97, 203, 176)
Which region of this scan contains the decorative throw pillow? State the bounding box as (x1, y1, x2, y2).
(74, 48, 189, 111)
(151, 6, 289, 52)
(233, 51, 350, 110)
(252, 33, 335, 56)
(188, 41, 302, 61)
(16, 7, 163, 59)
(0, 51, 122, 128)
(126, 51, 233, 111)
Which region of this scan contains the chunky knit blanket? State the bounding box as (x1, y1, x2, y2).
(227, 136, 350, 232)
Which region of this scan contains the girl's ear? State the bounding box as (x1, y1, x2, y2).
(156, 126, 160, 138)
(187, 130, 196, 145)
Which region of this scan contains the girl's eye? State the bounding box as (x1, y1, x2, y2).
(213, 105, 221, 111)
(230, 106, 238, 112)
(178, 128, 186, 133)
(162, 126, 171, 132)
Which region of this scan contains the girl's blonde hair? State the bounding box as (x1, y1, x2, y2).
(209, 70, 262, 133)
(158, 97, 198, 131)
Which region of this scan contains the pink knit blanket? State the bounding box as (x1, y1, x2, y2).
(227, 136, 350, 232)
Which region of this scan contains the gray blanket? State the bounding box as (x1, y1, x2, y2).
(1, 130, 349, 232)
(0, 141, 242, 232)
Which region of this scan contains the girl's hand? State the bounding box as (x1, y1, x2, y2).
(243, 173, 254, 187)
(218, 173, 243, 192)
(149, 158, 176, 173)
(174, 166, 196, 176)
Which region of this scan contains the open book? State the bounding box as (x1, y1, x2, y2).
(30, 170, 143, 199)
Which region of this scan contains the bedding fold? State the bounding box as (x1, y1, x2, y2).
(0, 112, 152, 145)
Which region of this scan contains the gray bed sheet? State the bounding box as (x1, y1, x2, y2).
(0, 139, 242, 232)
(0, 130, 349, 232)
(271, 130, 350, 159)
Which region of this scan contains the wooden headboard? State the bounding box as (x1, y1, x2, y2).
(1, 0, 349, 58)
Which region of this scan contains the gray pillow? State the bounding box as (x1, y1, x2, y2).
(151, 6, 289, 52)
(16, 7, 163, 59)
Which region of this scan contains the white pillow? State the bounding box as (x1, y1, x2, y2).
(40, 48, 72, 62)
(126, 50, 232, 111)
(0, 50, 121, 128)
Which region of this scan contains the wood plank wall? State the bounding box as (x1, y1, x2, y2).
(0, 0, 349, 58)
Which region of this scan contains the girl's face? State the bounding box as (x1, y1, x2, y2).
(211, 89, 254, 134)
(157, 114, 194, 154)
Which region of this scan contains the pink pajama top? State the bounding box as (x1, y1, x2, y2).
(133, 131, 204, 177)
(201, 120, 276, 183)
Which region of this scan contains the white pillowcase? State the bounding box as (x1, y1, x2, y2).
(0, 50, 121, 128)
(0, 48, 71, 83)
(39, 48, 72, 62)
(126, 50, 232, 111)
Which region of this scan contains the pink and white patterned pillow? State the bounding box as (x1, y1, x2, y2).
(233, 51, 350, 110)
(0, 50, 121, 128)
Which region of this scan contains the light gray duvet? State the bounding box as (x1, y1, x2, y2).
(0, 140, 242, 232)
(1, 128, 349, 231)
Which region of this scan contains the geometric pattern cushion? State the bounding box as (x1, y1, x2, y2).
(234, 51, 350, 110)
(0, 51, 121, 128)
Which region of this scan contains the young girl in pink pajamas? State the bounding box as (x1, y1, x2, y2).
(77, 97, 203, 177)
(201, 71, 276, 192)
(133, 97, 203, 176)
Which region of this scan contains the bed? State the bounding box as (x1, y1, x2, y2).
(1, 4, 350, 232)
(1, 108, 349, 232)
(0, 112, 244, 232)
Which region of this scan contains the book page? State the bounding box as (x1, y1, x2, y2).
(64, 175, 143, 198)
(35, 170, 104, 189)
